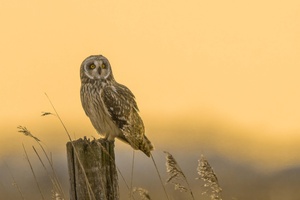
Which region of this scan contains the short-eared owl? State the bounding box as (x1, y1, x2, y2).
(80, 55, 153, 157)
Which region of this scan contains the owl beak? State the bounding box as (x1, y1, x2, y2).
(98, 67, 101, 75)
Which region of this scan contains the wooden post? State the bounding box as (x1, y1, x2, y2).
(66, 137, 119, 200)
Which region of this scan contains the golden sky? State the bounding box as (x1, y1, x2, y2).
(1, 0, 300, 172)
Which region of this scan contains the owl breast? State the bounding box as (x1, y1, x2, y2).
(80, 83, 121, 140)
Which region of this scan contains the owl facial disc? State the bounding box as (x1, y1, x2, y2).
(81, 55, 112, 81)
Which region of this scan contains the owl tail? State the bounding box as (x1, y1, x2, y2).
(117, 134, 154, 157)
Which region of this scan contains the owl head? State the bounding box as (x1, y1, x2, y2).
(80, 55, 114, 83)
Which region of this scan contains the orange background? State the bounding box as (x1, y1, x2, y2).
(0, 0, 300, 199)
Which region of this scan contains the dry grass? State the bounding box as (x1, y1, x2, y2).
(133, 187, 151, 200)
(12, 94, 224, 200)
(14, 135, 224, 200)
(22, 143, 45, 200)
(17, 125, 66, 199)
(17, 126, 40, 142)
(5, 162, 25, 200)
(164, 151, 195, 200)
(197, 155, 222, 200)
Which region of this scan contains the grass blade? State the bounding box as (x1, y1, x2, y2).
(5, 162, 25, 200)
(150, 153, 170, 200)
(130, 150, 135, 199)
(22, 143, 45, 200)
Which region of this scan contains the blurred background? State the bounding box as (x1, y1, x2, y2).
(1, 0, 300, 199)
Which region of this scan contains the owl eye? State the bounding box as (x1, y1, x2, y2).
(101, 63, 106, 69)
(89, 64, 96, 69)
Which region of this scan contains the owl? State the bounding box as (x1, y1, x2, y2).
(80, 55, 154, 157)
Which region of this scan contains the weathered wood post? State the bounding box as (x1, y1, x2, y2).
(66, 137, 119, 200)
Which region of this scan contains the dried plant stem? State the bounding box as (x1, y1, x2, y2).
(44, 93, 72, 142)
(22, 143, 45, 200)
(150, 153, 170, 200)
(130, 150, 135, 200)
(37, 142, 65, 198)
(45, 93, 96, 200)
(5, 162, 25, 200)
(32, 146, 63, 198)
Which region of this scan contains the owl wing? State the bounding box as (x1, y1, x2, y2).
(101, 83, 149, 150)
(101, 83, 139, 129)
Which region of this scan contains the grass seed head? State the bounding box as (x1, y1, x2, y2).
(197, 155, 222, 200)
(17, 126, 40, 142)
